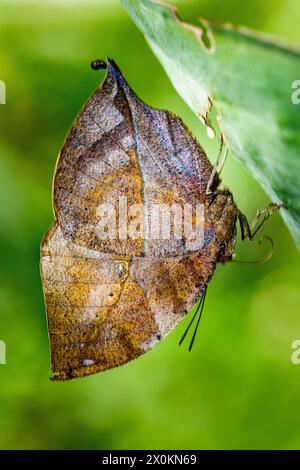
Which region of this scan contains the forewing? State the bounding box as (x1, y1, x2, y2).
(53, 60, 214, 257)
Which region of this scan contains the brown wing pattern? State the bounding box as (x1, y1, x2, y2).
(53, 60, 214, 257)
(40, 59, 237, 380)
(53, 63, 145, 256)
(41, 223, 220, 381)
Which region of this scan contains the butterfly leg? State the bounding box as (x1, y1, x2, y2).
(206, 133, 228, 194)
(237, 202, 285, 241)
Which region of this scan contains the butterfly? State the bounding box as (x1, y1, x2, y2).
(40, 59, 282, 380)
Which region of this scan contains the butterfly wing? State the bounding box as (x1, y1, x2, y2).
(53, 59, 214, 257)
(41, 224, 220, 381)
(41, 59, 233, 380)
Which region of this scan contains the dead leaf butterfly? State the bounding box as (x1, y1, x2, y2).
(40, 58, 283, 380)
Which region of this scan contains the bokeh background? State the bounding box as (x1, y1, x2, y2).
(0, 0, 300, 450)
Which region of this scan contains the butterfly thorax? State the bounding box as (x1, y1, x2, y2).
(206, 189, 238, 264)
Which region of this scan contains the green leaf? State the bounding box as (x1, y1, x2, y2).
(121, 0, 300, 249)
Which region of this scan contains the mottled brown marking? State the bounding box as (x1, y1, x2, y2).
(40, 60, 238, 380)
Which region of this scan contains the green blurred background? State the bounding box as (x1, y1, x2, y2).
(0, 0, 300, 450)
